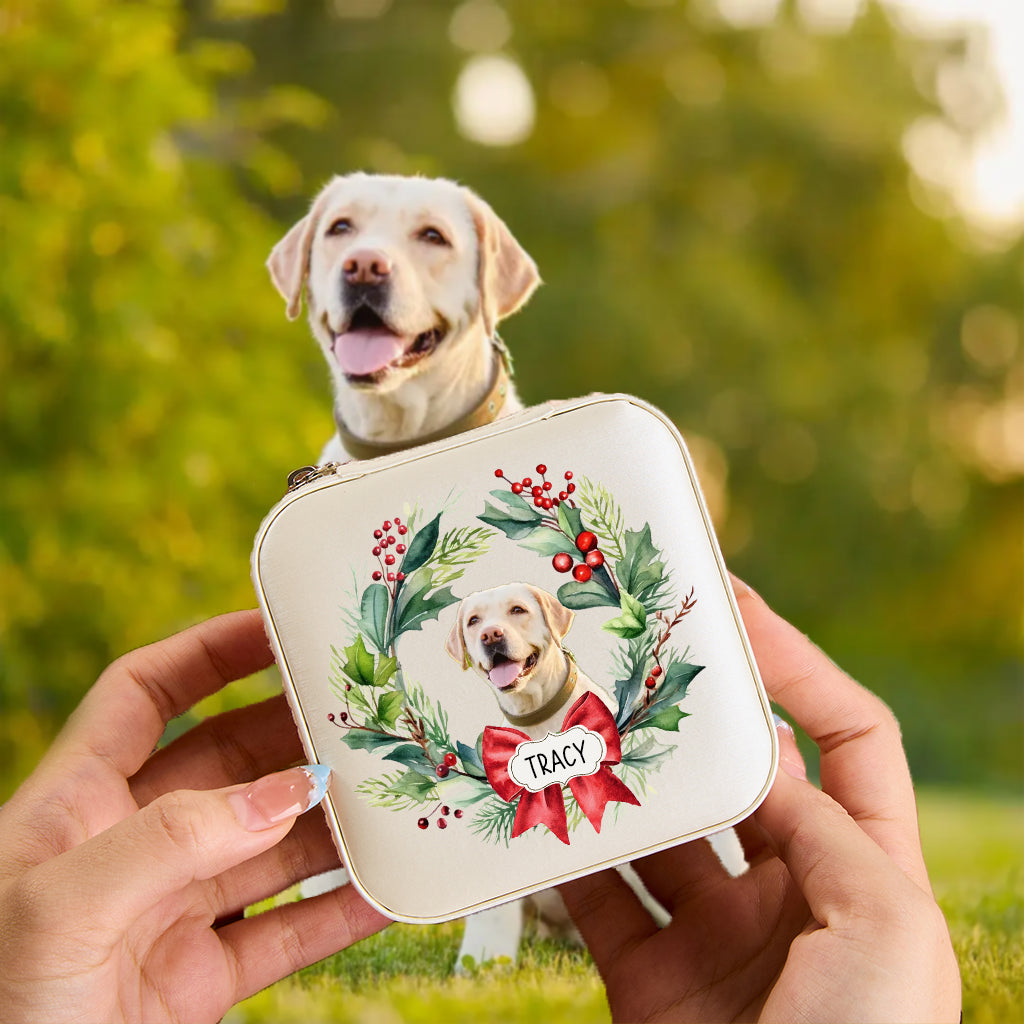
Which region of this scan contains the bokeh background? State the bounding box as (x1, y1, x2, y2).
(3, 0, 1020, 793)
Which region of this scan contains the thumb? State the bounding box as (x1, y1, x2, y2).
(35, 765, 331, 934)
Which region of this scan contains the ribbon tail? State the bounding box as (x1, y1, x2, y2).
(570, 766, 641, 834)
(511, 786, 570, 845)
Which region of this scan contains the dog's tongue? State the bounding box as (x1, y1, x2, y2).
(488, 660, 523, 690)
(333, 327, 406, 376)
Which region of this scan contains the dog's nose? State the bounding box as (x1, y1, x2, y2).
(480, 626, 504, 646)
(343, 249, 392, 286)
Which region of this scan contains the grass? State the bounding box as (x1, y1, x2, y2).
(228, 787, 1022, 1024)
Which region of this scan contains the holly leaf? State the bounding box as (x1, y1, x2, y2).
(382, 744, 431, 770)
(373, 653, 398, 688)
(556, 502, 585, 540)
(387, 770, 437, 802)
(646, 661, 704, 714)
(392, 571, 458, 639)
(376, 690, 405, 730)
(478, 501, 541, 540)
(618, 524, 667, 607)
(602, 592, 648, 639)
(400, 513, 441, 576)
(358, 583, 390, 654)
(557, 579, 621, 610)
(457, 739, 487, 779)
(519, 526, 578, 559)
(634, 706, 690, 732)
(342, 729, 404, 753)
(339, 634, 375, 687)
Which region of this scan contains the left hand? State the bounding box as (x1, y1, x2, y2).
(0, 609, 389, 1023)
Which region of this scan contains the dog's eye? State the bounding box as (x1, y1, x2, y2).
(326, 218, 353, 236)
(467, 614, 480, 627)
(510, 605, 527, 615)
(417, 226, 450, 246)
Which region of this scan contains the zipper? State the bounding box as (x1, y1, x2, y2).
(285, 462, 341, 493)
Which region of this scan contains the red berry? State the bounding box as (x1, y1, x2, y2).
(454, 808, 464, 818)
(386, 535, 395, 546)
(437, 817, 447, 829)
(394, 517, 401, 524)
(523, 477, 532, 486)
(374, 529, 383, 539)
(436, 764, 450, 778)
(566, 483, 576, 494)
(543, 481, 552, 491)
(564, 471, 573, 480)
(652, 665, 663, 677)
(572, 564, 592, 582)
(534, 498, 544, 508)
(372, 546, 381, 556)
(327, 713, 335, 721)
(385, 554, 396, 566)
(372, 570, 382, 581)
(585, 549, 605, 568)
(340, 711, 348, 721)
(396, 572, 405, 581)
(383, 520, 392, 530)
(552, 553, 573, 573)
(494, 468, 503, 477)
(536, 464, 547, 474)
(575, 531, 598, 553)
(417, 817, 429, 829)
(443, 752, 457, 766)
(541, 497, 553, 510)
(398, 524, 407, 535)
(441, 805, 451, 816)
(645, 676, 657, 689)
(387, 573, 395, 582)
(558, 491, 568, 501)
(531, 486, 542, 497)
(396, 543, 406, 554)
(511, 482, 524, 494)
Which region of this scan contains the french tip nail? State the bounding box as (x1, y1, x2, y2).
(772, 712, 795, 736)
(302, 764, 332, 805)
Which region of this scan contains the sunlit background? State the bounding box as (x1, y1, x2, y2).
(1, 0, 1020, 797)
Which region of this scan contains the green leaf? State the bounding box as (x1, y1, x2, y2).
(387, 770, 437, 802)
(400, 512, 441, 575)
(602, 591, 648, 639)
(340, 634, 375, 686)
(634, 706, 690, 732)
(620, 734, 675, 771)
(618, 524, 667, 608)
(392, 571, 459, 638)
(341, 729, 404, 753)
(557, 579, 621, 609)
(373, 653, 398, 688)
(478, 501, 541, 539)
(647, 661, 704, 713)
(519, 526, 578, 558)
(376, 690, 405, 730)
(556, 501, 585, 540)
(457, 739, 487, 779)
(358, 584, 390, 654)
(381, 743, 431, 770)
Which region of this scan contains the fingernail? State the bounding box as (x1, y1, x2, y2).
(229, 765, 331, 831)
(773, 714, 807, 780)
(772, 712, 794, 737)
(731, 574, 763, 602)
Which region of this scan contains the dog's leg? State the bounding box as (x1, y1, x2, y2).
(455, 902, 524, 971)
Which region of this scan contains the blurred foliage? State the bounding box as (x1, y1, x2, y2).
(1, 0, 1021, 792)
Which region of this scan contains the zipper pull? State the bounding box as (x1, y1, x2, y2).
(286, 463, 340, 493)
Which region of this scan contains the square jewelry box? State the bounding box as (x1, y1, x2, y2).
(252, 394, 777, 923)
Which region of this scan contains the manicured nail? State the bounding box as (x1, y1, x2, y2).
(730, 574, 763, 602)
(773, 714, 807, 780)
(772, 712, 795, 737)
(229, 765, 331, 831)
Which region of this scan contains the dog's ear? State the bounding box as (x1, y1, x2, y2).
(445, 606, 470, 669)
(266, 184, 335, 321)
(528, 586, 575, 643)
(463, 189, 541, 338)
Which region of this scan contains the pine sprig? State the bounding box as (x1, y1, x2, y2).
(576, 476, 626, 560)
(419, 525, 496, 587)
(356, 772, 434, 811)
(404, 682, 452, 753)
(468, 794, 518, 845)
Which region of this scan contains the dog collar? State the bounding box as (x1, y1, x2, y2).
(503, 653, 578, 730)
(334, 336, 513, 461)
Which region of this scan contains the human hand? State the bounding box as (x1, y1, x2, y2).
(0, 610, 389, 1024)
(560, 579, 961, 1023)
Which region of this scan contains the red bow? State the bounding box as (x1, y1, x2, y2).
(482, 692, 640, 845)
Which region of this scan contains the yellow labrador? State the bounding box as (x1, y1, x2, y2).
(445, 583, 616, 740)
(267, 172, 539, 461)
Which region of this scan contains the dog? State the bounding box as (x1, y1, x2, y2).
(268, 172, 744, 968)
(266, 171, 539, 464)
(445, 582, 616, 740)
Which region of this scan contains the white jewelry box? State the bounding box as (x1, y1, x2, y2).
(252, 394, 777, 922)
